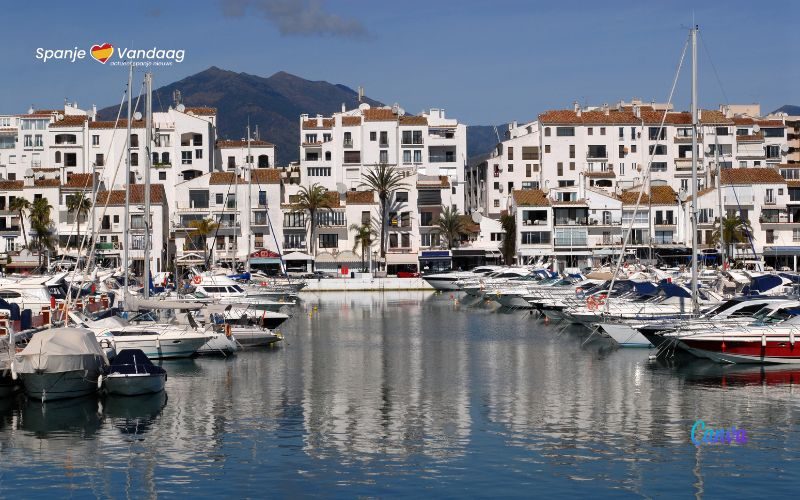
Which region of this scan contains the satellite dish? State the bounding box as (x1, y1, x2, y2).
(335, 183, 347, 194)
(57, 114, 64, 121)
(781, 144, 790, 154)
(176, 104, 186, 113)
(358, 103, 370, 111)
(752, 124, 761, 133)
(133, 111, 142, 121)
(24, 168, 34, 177)
(704, 145, 712, 155)
(471, 211, 483, 224)
(678, 188, 688, 202)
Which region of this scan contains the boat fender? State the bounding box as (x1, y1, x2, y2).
(10, 362, 17, 381)
(225, 324, 232, 339)
(97, 375, 104, 390)
(762, 334, 767, 348)
(791, 330, 796, 347)
(156, 338, 161, 350)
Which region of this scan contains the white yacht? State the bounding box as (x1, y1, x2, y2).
(422, 266, 502, 291)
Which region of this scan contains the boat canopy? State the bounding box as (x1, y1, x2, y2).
(742, 274, 784, 295)
(108, 349, 165, 376)
(14, 327, 107, 374)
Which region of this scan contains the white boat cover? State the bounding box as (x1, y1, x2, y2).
(125, 292, 205, 311)
(14, 327, 108, 374)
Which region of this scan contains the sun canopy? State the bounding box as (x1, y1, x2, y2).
(282, 251, 314, 261)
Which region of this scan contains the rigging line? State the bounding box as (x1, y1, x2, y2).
(605, 33, 690, 313)
(698, 32, 730, 107)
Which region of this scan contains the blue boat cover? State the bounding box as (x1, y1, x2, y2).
(743, 274, 784, 295)
(632, 281, 658, 296)
(659, 282, 692, 298)
(228, 272, 252, 281)
(107, 349, 166, 376)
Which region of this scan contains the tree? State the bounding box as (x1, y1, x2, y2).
(8, 196, 31, 249)
(359, 164, 407, 268)
(350, 222, 377, 272)
(437, 206, 467, 250)
(712, 215, 752, 261)
(294, 183, 335, 269)
(29, 198, 54, 270)
(188, 218, 219, 268)
(65, 193, 92, 249)
(500, 212, 517, 265)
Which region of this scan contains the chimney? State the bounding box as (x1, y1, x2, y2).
(92, 104, 97, 121)
(633, 105, 640, 118)
(341, 103, 346, 113)
(300, 113, 308, 127)
(603, 103, 609, 116)
(573, 101, 580, 112)
(316, 114, 323, 127)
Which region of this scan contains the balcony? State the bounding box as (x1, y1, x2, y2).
(736, 134, 764, 143)
(0, 226, 20, 236)
(674, 134, 703, 143)
(675, 157, 704, 170)
(553, 229, 588, 247)
(596, 237, 623, 246)
(764, 196, 777, 206)
(554, 217, 588, 226)
(343, 140, 353, 148)
(429, 154, 457, 163)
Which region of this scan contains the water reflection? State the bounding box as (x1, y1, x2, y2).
(0, 292, 797, 497)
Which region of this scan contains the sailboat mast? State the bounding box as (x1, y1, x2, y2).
(246, 119, 252, 273)
(715, 131, 725, 267)
(144, 72, 152, 299)
(123, 64, 132, 304)
(233, 148, 239, 271)
(690, 25, 699, 314)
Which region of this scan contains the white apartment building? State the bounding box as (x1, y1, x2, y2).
(298, 103, 466, 212)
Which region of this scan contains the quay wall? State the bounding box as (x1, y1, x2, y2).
(301, 277, 435, 292)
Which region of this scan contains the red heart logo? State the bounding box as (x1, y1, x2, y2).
(90, 43, 114, 64)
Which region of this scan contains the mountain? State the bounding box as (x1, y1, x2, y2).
(774, 105, 800, 115)
(466, 124, 506, 161)
(98, 67, 383, 166)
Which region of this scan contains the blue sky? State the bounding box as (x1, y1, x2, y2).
(4, 0, 799, 125)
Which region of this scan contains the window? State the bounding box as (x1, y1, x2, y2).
(182, 151, 192, 164)
(649, 145, 667, 155)
(708, 144, 732, 156)
(396, 191, 408, 203)
(619, 145, 625, 157)
(96, 153, 105, 167)
(420, 211, 433, 226)
(216, 193, 225, 205)
(324, 151, 331, 161)
(619, 127, 624, 139)
(522, 147, 537, 160)
(698, 208, 714, 223)
(766, 229, 775, 244)
(130, 134, 139, 147)
(308, 167, 332, 176)
(508, 163, 513, 173)
(490, 232, 504, 242)
(648, 127, 666, 140)
(493, 182, 500, 190)
(619, 163, 625, 175)
(764, 128, 783, 138)
(794, 228, 800, 242)
(557, 162, 563, 176)
(131, 152, 138, 166)
(545, 127, 551, 137)
(781, 169, 800, 180)
(319, 234, 338, 249)
(526, 164, 531, 177)
(715, 127, 729, 136)
(370, 131, 377, 141)
(588, 127, 593, 136)
(113, 215, 120, 223)
(522, 181, 539, 189)
(556, 127, 575, 137)
(508, 147, 514, 160)
(494, 200, 500, 208)
(317, 211, 346, 226)
(681, 179, 689, 192)
(600, 127, 606, 136)
(632, 144, 637, 153)
(737, 129, 749, 136)
(379, 150, 388, 164)
(196, 149, 203, 159)
(305, 152, 319, 162)
(284, 233, 306, 249)
(55, 151, 61, 163)
(158, 171, 166, 181)
(651, 162, 667, 172)
(570, 162, 575, 171)
(545, 145, 551, 154)
(379, 131, 388, 146)
(344, 151, 361, 164)
(413, 150, 422, 163)
(193, 134, 203, 146)
(521, 232, 550, 244)
(569, 144, 575, 158)
(403, 150, 411, 164)
(24, 135, 32, 147)
(588, 145, 607, 158)
(766, 145, 781, 159)
(344, 131, 352, 146)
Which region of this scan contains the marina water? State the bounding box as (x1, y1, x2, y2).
(1, 292, 798, 498)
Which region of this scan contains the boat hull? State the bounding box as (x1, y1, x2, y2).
(233, 329, 282, 348)
(494, 294, 533, 309)
(679, 339, 800, 364)
(112, 337, 208, 359)
(104, 373, 166, 396)
(423, 278, 460, 291)
(20, 370, 100, 402)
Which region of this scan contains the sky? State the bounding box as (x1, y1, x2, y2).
(3, 0, 799, 125)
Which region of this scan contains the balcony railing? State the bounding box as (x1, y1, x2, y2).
(429, 155, 456, 163)
(764, 196, 777, 205)
(343, 140, 353, 148)
(554, 236, 588, 246)
(554, 217, 588, 226)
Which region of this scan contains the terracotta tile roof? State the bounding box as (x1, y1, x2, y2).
(736, 134, 764, 142)
(638, 109, 733, 125)
(33, 179, 60, 187)
(32, 167, 60, 173)
(184, 107, 216, 116)
(788, 180, 800, 188)
(216, 139, 274, 148)
(250, 168, 281, 184)
(552, 199, 588, 206)
(686, 187, 715, 201)
(512, 189, 550, 206)
(302, 118, 334, 129)
(50, 115, 88, 127)
(399, 116, 428, 126)
(721, 167, 786, 185)
(342, 116, 361, 126)
(96, 184, 166, 206)
(345, 190, 375, 204)
(0, 180, 23, 190)
(20, 110, 55, 118)
(363, 108, 398, 121)
(209, 171, 245, 185)
(619, 185, 677, 205)
(64, 173, 93, 189)
(732, 117, 784, 127)
(416, 175, 450, 189)
(584, 170, 616, 178)
(88, 119, 146, 129)
(281, 190, 341, 210)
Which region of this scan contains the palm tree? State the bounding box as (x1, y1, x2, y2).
(438, 206, 467, 250)
(29, 198, 54, 270)
(712, 215, 752, 261)
(500, 212, 517, 265)
(8, 196, 31, 249)
(359, 164, 407, 268)
(65, 193, 92, 249)
(350, 222, 377, 272)
(294, 183, 334, 269)
(188, 218, 219, 268)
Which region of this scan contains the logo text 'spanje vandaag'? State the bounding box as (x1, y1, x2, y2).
(36, 43, 185, 65)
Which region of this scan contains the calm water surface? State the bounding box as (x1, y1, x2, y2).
(1, 292, 799, 498)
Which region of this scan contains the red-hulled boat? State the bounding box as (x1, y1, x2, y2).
(674, 327, 800, 364)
